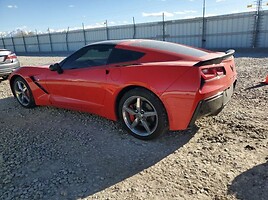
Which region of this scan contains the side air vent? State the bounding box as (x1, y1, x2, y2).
(30, 76, 49, 94)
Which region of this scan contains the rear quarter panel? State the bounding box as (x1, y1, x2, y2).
(160, 67, 201, 130)
(103, 63, 197, 124)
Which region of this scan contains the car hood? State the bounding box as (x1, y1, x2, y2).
(11, 65, 50, 77)
(19, 65, 50, 71)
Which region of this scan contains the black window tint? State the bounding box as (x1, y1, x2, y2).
(108, 48, 145, 64)
(61, 45, 114, 70)
(130, 40, 208, 57)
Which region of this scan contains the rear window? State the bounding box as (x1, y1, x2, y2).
(108, 48, 145, 64)
(130, 40, 208, 58)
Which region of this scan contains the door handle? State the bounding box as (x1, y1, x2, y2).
(105, 69, 110, 74)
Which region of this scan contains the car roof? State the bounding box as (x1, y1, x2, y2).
(87, 39, 208, 58)
(87, 39, 139, 46)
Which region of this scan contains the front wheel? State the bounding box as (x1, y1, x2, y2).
(12, 77, 36, 108)
(118, 88, 168, 140)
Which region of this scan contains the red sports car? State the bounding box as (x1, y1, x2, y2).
(9, 39, 237, 140)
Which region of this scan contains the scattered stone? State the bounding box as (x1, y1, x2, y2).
(244, 145, 256, 151)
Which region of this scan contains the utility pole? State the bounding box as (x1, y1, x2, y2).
(257, 0, 263, 12)
(252, 0, 262, 48)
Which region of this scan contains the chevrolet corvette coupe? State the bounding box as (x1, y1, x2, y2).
(9, 39, 237, 140)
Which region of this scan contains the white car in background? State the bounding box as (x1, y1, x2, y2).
(0, 49, 20, 80)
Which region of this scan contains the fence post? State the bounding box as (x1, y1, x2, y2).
(133, 17, 136, 39)
(105, 20, 109, 40)
(11, 33, 16, 53)
(21, 31, 27, 53)
(1, 34, 6, 49)
(201, 0, 206, 48)
(36, 30, 41, 53)
(162, 12, 165, 41)
(48, 28, 53, 52)
(66, 27, 70, 52)
(201, 18, 207, 48)
(82, 23, 87, 45)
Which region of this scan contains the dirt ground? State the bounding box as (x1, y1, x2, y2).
(0, 54, 267, 200)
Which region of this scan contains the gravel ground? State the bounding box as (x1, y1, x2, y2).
(0, 54, 267, 200)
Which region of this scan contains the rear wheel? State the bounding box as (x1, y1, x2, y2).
(118, 88, 168, 140)
(12, 77, 36, 108)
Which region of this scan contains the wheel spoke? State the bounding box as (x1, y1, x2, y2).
(17, 82, 24, 91)
(23, 95, 30, 102)
(15, 90, 22, 95)
(143, 111, 157, 118)
(131, 118, 140, 128)
(123, 106, 136, 115)
(22, 87, 27, 93)
(136, 97, 141, 112)
(141, 120, 151, 133)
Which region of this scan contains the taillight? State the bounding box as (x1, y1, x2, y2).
(4, 53, 17, 62)
(201, 66, 226, 80)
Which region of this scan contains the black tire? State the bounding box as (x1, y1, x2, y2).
(118, 88, 168, 140)
(12, 77, 36, 108)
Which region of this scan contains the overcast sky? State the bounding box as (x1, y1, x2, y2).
(0, 0, 265, 34)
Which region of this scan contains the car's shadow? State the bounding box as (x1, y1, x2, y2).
(0, 97, 198, 199)
(228, 161, 268, 200)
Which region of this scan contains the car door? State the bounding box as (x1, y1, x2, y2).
(45, 44, 114, 114)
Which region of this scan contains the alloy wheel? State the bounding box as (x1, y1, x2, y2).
(122, 96, 158, 137)
(14, 80, 31, 107)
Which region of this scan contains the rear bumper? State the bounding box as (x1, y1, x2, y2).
(188, 81, 236, 127)
(0, 61, 20, 77)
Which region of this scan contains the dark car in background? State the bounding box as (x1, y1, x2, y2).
(0, 49, 20, 80)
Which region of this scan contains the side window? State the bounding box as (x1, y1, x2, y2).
(108, 48, 145, 64)
(61, 45, 114, 70)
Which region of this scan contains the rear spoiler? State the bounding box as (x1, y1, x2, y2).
(194, 49, 235, 67)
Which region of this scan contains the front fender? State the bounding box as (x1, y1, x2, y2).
(9, 68, 51, 106)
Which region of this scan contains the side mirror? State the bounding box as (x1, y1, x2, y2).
(49, 63, 63, 74)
